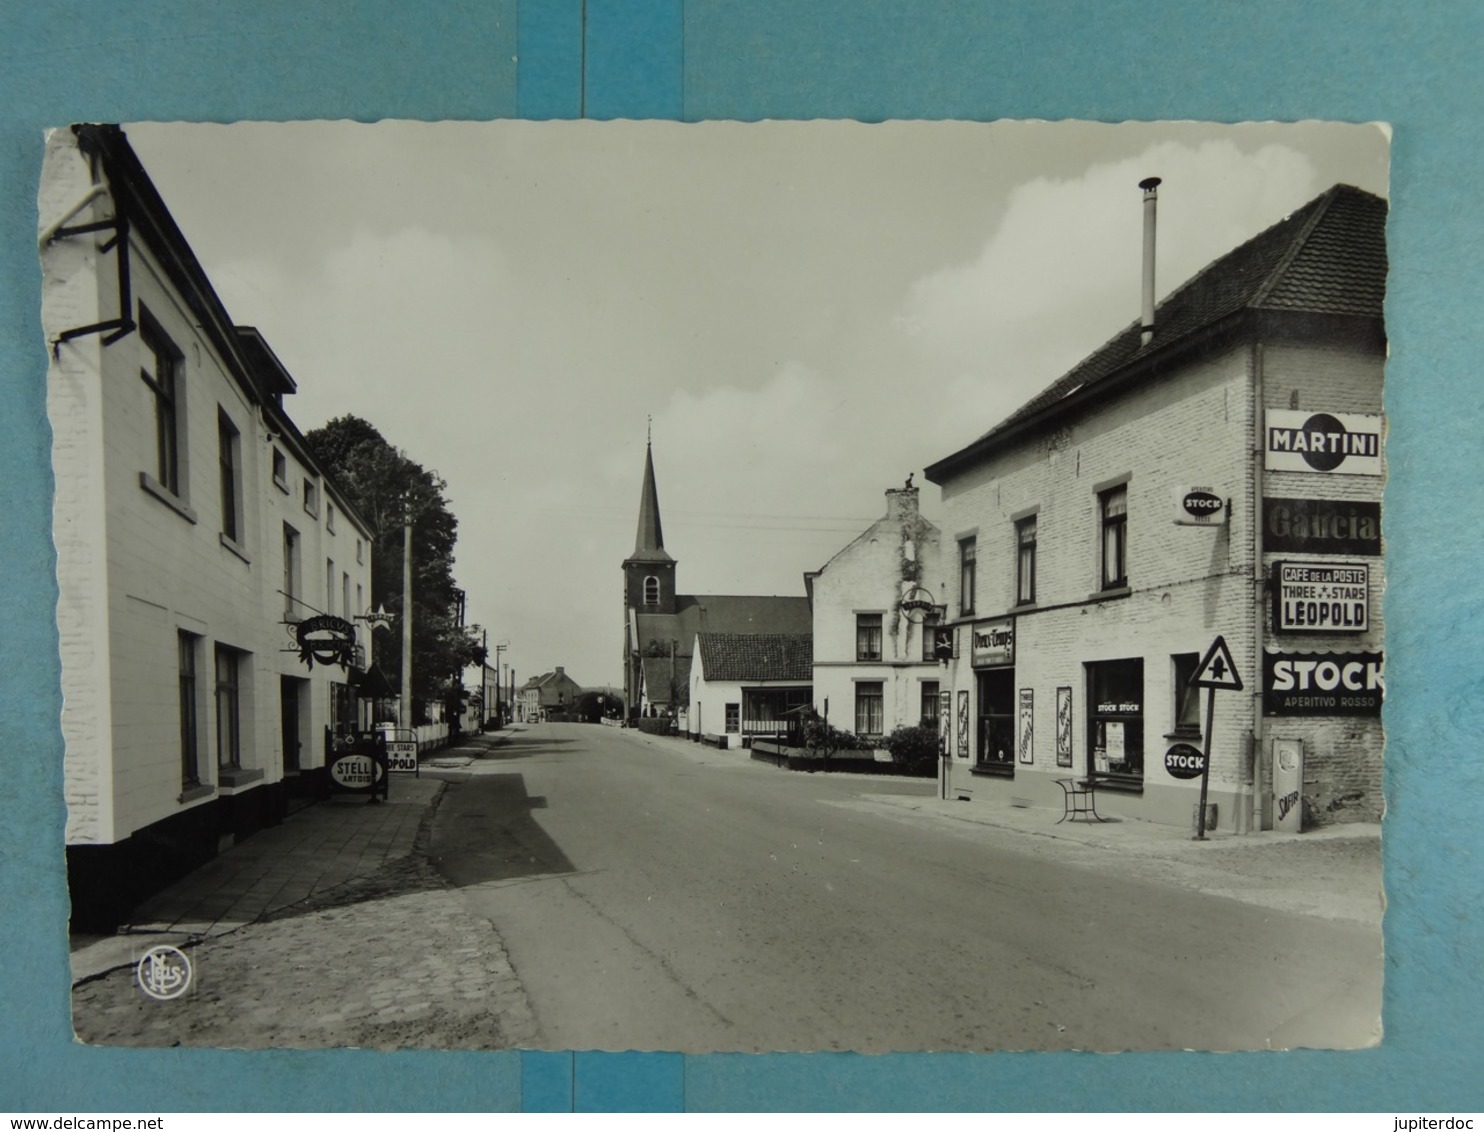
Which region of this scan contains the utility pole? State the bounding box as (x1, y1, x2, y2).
(399, 506, 413, 732)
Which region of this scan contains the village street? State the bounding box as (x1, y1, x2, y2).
(71, 722, 1383, 1055)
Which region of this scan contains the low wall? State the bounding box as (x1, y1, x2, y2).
(749, 739, 932, 777)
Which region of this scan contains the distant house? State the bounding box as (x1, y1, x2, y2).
(520, 667, 583, 720)
(622, 441, 812, 719)
(688, 633, 814, 748)
(807, 484, 946, 747)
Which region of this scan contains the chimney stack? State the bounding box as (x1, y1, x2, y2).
(1139, 176, 1162, 347)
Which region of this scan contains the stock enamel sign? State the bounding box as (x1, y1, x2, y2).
(1263, 649, 1384, 716)
(1273, 560, 1370, 633)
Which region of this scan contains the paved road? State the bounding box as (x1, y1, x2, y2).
(429, 723, 1381, 1054)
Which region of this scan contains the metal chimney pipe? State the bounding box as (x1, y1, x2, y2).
(1139, 176, 1162, 347)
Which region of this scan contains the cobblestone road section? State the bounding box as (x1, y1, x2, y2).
(71, 735, 538, 1051)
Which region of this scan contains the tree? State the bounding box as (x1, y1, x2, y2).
(883, 724, 939, 776)
(305, 416, 486, 718)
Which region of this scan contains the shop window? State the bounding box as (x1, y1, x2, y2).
(644, 575, 660, 605)
(1016, 515, 1037, 605)
(920, 680, 940, 728)
(1172, 653, 1202, 737)
(855, 682, 884, 740)
(856, 613, 883, 661)
(975, 668, 1015, 775)
(1100, 485, 1128, 590)
(215, 644, 244, 770)
(725, 703, 740, 733)
(218, 410, 241, 543)
(179, 631, 201, 787)
(139, 308, 184, 498)
(960, 537, 977, 615)
(1087, 658, 1144, 785)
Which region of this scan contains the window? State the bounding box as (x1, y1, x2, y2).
(1087, 658, 1144, 783)
(920, 681, 940, 728)
(326, 558, 335, 616)
(215, 644, 242, 770)
(356, 538, 364, 565)
(975, 668, 1015, 774)
(644, 575, 660, 605)
(921, 609, 942, 661)
(282, 524, 300, 620)
(725, 703, 740, 733)
(218, 411, 241, 543)
(326, 501, 337, 533)
(855, 682, 884, 739)
(139, 310, 182, 495)
(856, 613, 883, 661)
(356, 583, 363, 621)
(272, 447, 288, 492)
(1016, 515, 1037, 605)
(342, 572, 351, 623)
(303, 479, 319, 516)
(960, 537, 977, 615)
(1100, 485, 1128, 589)
(179, 631, 201, 787)
(1172, 653, 1201, 736)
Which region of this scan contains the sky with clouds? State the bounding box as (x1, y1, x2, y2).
(121, 118, 1389, 691)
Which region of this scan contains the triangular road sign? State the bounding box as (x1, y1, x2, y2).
(1191, 635, 1243, 691)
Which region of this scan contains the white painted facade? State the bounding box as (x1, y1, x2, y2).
(808, 486, 945, 745)
(42, 128, 374, 895)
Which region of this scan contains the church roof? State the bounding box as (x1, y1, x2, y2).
(697, 633, 814, 682)
(627, 442, 674, 564)
(634, 594, 813, 655)
(925, 183, 1388, 484)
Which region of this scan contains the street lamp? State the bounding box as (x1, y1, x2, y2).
(492, 640, 509, 726)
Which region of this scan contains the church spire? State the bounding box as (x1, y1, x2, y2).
(630, 437, 674, 562)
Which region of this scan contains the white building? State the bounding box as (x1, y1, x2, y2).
(687, 633, 813, 748)
(923, 181, 1387, 832)
(806, 484, 946, 746)
(42, 124, 376, 927)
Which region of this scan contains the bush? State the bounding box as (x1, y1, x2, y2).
(883, 724, 940, 773)
(636, 717, 677, 736)
(799, 708, 863, 755)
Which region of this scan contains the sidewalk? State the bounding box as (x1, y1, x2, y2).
(70, 728, 511, 984)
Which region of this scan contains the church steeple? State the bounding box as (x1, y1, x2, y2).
(630, 440, 674, 564)
(624, 436, 677, 616)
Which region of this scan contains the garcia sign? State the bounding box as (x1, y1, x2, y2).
(1273, 561, 1369, 633)
(1263, 649, 1383, 716)
(1172, 486, 1227, 526)
(1263, 497, 1381, 556)
(970, 617, 1014, 667)
(1265, 410, 1382, 476)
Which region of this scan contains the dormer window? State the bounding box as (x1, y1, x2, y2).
(644, 575, 660, 605)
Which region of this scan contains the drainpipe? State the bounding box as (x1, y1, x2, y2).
(1139, 177, 1162, 347)
(1250, 340, 1267, 832)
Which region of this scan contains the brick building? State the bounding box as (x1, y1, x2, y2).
(923, 181, 1387, 832)
(42, 125, 376, 927)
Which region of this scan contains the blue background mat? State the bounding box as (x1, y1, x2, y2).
(3, 1, 1480, 1112)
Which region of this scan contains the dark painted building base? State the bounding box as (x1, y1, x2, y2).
(66, 779, 308, 934)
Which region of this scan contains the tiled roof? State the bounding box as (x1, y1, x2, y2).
(634, 594, 813, 651)
(925, 184, 1387, 482)
(697, 633, 813, 682)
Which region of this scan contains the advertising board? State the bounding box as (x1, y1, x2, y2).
(1264, 410, 1383, 476)
(1262, 649, 1384, 716)
(1272, 560, 1370, 633)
